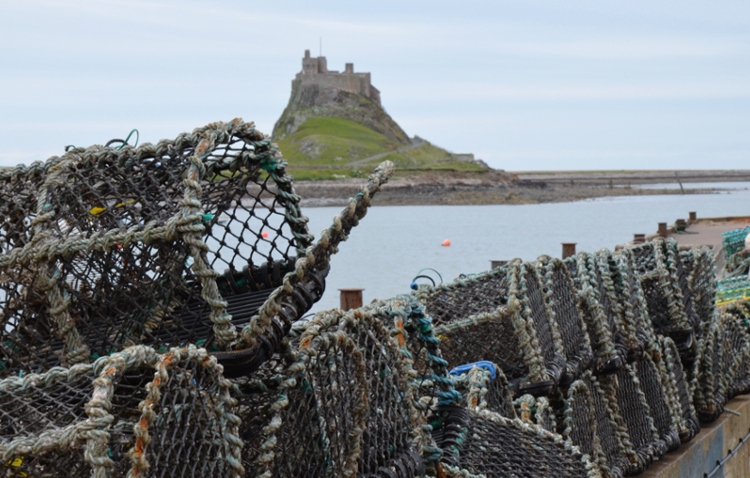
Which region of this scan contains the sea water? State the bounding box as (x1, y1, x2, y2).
(302, 181, 750, 314)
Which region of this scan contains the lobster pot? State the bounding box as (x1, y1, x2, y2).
(0, 359, 99, 477)
(435, 409, 600, 478)
(567, 252, 627, 373)
(246, 333, 370, 477)
(634, 352, 681, 453)
(0, 345, 242, 478)
(658, 335, 700, 443)
(612, 250, 659, 356)
(453, 364, 516, 419)
(680, 247, 717, 335)
(719, 302, 750, 398)
(0, 121, 317, 377)
(417, 260, 566, 396)
(537, 256, 594, 383)
(562, 378, 607, 472)
(514, 394, 557, 433)
(583, 373, 630, 478)
(599, 366, 662, 475)
(251, 303, 427, 478)
(629, 239, 699, 363)
(694, 308, 750, 423)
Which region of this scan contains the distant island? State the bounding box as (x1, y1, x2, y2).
(272, 50, 508, 182)
(271, 51, 750, 206)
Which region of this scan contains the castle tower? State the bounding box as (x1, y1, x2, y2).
(293, 50, 380, 106)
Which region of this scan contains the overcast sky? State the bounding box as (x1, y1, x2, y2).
(1, 0, 748, 171)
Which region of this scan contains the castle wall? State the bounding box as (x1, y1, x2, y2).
(293, 51, 381, 106)
(296, 72, 381, 106)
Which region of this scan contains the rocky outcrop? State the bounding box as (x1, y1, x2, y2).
(272, 82, 410, 145)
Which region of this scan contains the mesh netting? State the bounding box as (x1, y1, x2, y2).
(244, 299, 428, 478)
(582, 373, 630, 478)
(634, 352, 680, 453)
(629, 239, 697, 363)
(452, 364, 516, 418)
(418, 260, 565, 396)
(0, 120, 316, 376)
(601, 365, 661, 474)
(0, 345, 242, 477)
(657, 335, 700, 443)
(681, 247, 717, 336)
(537, 256, 594, 384)
(694, 305, 750, 423)
(434, 409, 599, 478)
(567, 253, 625, 373)
(562, 378, 604, 469)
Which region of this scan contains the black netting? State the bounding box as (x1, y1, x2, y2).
(419, 261, 561, 395)
(564, 379, 600, 462)
(584, 374, 629, 478)
(1, 450, 90, 478)
(569, 253, 624, 373)
(137, 360, 238, 477)
(0, 368, 94, 447)
(421, 266, 512, 326)
(635, 354, 680, 453)
(537, 256, 594, 383)
(438, 409, 593, 478)
(255, 334, 367, 477)
(606, 366, 660, 474)
(681, 247, 716, 337)
(0, 121, 317, 379)
(659, 335, 700, 443)
(519, 262, 566, 385)
(629, 240, 695, 363)
(250, 302, 426, 478)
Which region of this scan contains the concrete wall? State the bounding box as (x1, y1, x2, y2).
(643, 395, 750, 478)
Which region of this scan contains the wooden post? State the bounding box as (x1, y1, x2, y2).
(689, 211, 697, 223)
(490, 260, 508, 269)
(633, 234, 646, 244)
(658, 223, 668, 238)
(339, 288, 364, 311)
(562, 243, 576, 259)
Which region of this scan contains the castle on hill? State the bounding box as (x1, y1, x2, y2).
(294, 50, 381, 106)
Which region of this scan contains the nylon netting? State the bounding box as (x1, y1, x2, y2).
(0, 345, 242, 477)
(0, 120, 317, 376)
(681, 247, 717, 335)
(583, 373, 630, 478)
(5, 127, 750, 478)
(566, 253, 625, 374)
(537, 256, 594, 384)
(435, 409, 598, 478)
(629, 239, 697, 362)
(562, 378, 603, 467)
(454, 364, 516, 418)
(419, 261, 564, 397)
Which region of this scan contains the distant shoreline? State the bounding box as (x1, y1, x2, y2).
(294, 169, 750, 207)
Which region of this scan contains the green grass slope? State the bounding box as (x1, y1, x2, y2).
(272, 82, 489, 180)
(275, 117, 487, 180)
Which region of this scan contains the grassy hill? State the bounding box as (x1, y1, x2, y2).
(272, 85, 489, 180)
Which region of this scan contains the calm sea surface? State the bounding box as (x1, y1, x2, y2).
(300, 182, 750, 314)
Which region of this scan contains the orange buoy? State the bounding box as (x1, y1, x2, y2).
(442, 239, 451, 247)
(262, 231, 269, 238)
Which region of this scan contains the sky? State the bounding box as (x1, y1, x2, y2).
(1, 0, 748, 171)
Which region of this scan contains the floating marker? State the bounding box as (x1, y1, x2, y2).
(262, 231, 269, 238)
(442, 239, 451, 247)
